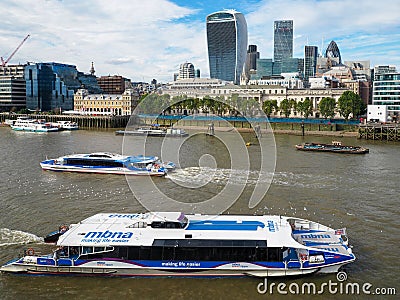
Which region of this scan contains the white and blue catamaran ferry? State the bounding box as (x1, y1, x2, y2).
(40, 152, 173, 176)
(0, 212, 355, 277)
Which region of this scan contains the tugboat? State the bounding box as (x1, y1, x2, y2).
(295, 141, 369, 154)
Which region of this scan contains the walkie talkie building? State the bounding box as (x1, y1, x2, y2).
(206, 10, 248, 84)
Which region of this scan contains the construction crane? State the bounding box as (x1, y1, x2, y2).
(1, 34, 30, 67)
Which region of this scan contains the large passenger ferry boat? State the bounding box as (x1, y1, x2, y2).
(0, 212, 355, 277)
(40, 152, 171, 176)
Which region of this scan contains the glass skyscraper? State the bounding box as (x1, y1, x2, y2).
(304, 46, 318, 81)
(206, 10, 248, 84)
(274, 20, 293, 62)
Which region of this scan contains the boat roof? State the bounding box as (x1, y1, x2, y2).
(59, 153, 158, 163)
(63, 152, 128, 160)
(57, 213, 313, 248)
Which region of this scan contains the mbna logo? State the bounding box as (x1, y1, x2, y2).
(84, 230, 133, 239)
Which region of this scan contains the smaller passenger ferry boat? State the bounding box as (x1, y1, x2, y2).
(40, 152, 169, 176)
(11, 118, 59, 132)
(53, 121, 79, 130)
(295, 141, 369, 154)
(116, 125, 166, 137)
(116, 127, 188, 137)
(165, 128, 188, 137)
(0, 212, 355, 277)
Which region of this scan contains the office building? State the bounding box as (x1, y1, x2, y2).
(325, 40, 342, 64)
(24, 62, 102, 112)
(97, 75, 126, 94)
(206, 10, 248, 84)
(304, 46, 318, 82)
(0, 64, 26, 111)
(179, 63, 195, 80)
(274, 20, 293, 62)
(25, 63, 78, 111)
(368, 68, 400, 122)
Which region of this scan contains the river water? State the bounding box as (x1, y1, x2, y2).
(0, 126, 399, 299)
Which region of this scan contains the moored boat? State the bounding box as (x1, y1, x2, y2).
(11, 118, 59, 132)
(40, 152, 169, 176)
(0, 212, 355, 277)
(116, 125, 166, 137)
(295, 141, 369, 154)
(53, 121, 79, 130)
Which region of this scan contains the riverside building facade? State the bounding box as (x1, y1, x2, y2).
(73, 88, 139, 115)
(210, 85, 350, 118)
(206, 10, 248, 84)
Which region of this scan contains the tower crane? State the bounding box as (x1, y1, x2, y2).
(1, 34, 30, 67)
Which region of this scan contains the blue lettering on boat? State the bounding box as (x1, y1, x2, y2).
(108, 214, 144, 219)
(267, 220, 275, 232)
(84, 230, 133, 239)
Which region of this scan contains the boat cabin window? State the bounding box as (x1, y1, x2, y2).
(90, 243, 285, 262)
(88, 154, 113, 158)
(65, 158, 124, 168)
(151, 221, 184, 229)
(79, 239, 286, 262)
(127, 221, 147, 228)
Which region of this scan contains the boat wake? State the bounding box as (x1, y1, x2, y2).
(168, 167, 274, 187)
(168, 167, 339, 190)
(0, 228, 43, 247)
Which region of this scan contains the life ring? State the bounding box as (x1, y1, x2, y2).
(299, 253, 308, 261)
(26, 248, 35, 256)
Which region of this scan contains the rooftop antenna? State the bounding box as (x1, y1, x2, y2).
(321, 36, 324, 56)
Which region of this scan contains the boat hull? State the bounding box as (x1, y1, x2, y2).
(115, 130, 166, 137)
(295, 144, 369, 154)
(1, 258, 354, 278)
(40, 164, 166, 176)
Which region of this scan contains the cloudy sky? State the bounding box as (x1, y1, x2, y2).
(1, 0, 399, 82)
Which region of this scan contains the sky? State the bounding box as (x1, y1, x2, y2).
(1, 0, 399, 82)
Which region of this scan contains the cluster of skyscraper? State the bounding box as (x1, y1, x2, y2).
(204, 11, 344, 86)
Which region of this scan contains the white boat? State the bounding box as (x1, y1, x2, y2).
(116, 127, 188, 137)
(11, 118, 59, 132)
(165, 128, 188, 137)
(4, 119, 16, 126)
(0, 212, 355, 277)
(116, 125, 166, 136)
(54, 121, 79, 130)
(40, 152, 168, 176)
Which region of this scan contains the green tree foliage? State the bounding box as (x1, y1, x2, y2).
(298, 97, 313, 118)
(279, 99, 291, 117)
(262, 100, 278, 117)
(319, 97, 336, 119)
(338, 91, 363, 120)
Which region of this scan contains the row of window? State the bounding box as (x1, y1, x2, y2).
(79, 245, 286, 262)
(65, 158, 124, 167)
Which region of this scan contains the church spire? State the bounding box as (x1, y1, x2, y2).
(90, 62, 95, 76)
